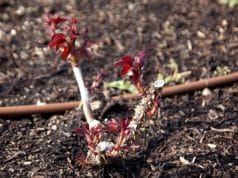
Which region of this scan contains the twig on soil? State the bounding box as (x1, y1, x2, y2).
(0, 72, 238, 116)
(210, 127, 236, 133)
(4, 151, 25, 163)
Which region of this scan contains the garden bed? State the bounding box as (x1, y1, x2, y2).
(0, 0, 238, 177)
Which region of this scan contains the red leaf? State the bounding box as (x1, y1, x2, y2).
(85, 131, 92, 144)
(105, 119, 120, 133)
(121, 118, 130, 131)
(114, 56, 134, 76)
(121, 118, 130, 136)
(121, 64, 131, 76)
(114, 56, 133, 67)
(134, 51, 146, 68)
(70, 18, 78, 33)
(61, 43, 71, 60)
(43, 14, 67, 33)
(48, 33, 66, 49)
(52, 16, 66, 25)
(123, 129, 130, 136)
(147, 95, 160, 117)
(73, 123, 89, 136)
(91, 125, 102, 135)
(132, 70, 139, 85)
(68, 18, 80, 41)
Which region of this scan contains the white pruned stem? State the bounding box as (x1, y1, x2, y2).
(72, 64, 100, 129)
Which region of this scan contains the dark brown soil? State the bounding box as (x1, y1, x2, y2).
(0, 0, 238, 177)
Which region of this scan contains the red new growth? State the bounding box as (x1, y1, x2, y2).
(114, 51, 146, 94)
(48, 33, 66, 49)
(74, 124, 102, 154)
(43, 14, 66, 34)
(104, 118, 120, 133)
(146, 95, 160, 117)
(44, 14, 97, 65)
(44, 14, 163, 166)
(114, 118, 131, 150)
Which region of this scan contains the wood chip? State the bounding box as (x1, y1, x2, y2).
(23, 161, 32, 165)
(210, 127, 235, 133)
(197, 30, 206, 39)
(207, 143, 217, 149)
(179, 156, 190, 165)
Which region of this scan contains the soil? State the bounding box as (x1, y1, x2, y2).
(0, 0, 238, 177)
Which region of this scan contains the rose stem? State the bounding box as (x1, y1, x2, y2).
(72, 64, 99, 128)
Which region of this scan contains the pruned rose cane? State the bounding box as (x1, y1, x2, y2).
(114, 52, 165, 135)
(44, 14, 164, 166)
(74, 51, 164, 166)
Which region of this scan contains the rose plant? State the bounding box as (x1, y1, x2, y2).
(44, 14, 164, 166)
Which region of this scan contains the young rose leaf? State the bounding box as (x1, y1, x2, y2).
(121, 118, 129, 128)
(134, 50, 146, 68)
(105, 119, 120, 133)
(44, 14, 66, 26)
(48, 33, 66, 49)
(68, 18, 80, 41)
(114, 56, 133, 76)
(131, 70, 140, 85)
(114, 51, 146, 94)
(43, 14, 66, 33)
(121, 118, 130, 136)
(61, 43, 71, 60)
(70, 18, 78, 33)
